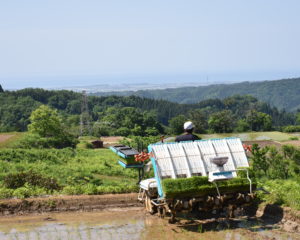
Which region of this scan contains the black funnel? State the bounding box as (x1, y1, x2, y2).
(210, 156, 228, 167)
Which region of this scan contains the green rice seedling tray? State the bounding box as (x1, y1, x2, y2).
(162, 176, 255, 198)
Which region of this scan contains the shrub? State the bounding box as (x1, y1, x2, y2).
(0, 148, 74, 163)
(15, 133, 79, 149)
(82, 184, 97, 195)
(250, 144, 300, 179)
(283, 125, 300, 133)
(263, 180, 300, 210)
(85, 142, 94, 149)
(3, 170, 60, 190)
(62, 185, 84, 195)
(66, 172, 102, 186)
(13, 186, 32, 199)
(119, 135, 160, 152)
(0, 188, 13, 199)
(114, 127, 131, 137)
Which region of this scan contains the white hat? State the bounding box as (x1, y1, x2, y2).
(184, 121, 194, 130)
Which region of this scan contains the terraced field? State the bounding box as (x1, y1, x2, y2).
(199, 131, 296, 142)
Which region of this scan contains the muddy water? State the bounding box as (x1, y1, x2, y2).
(0, 208, 299, 240)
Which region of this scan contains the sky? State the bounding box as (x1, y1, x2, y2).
(0, 0, 300, 89)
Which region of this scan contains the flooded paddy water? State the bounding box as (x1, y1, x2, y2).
(0, 208, 299, 240)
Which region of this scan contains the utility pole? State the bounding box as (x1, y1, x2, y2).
(80, 90, 91, 136)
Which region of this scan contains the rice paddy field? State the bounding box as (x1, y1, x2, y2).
(199, 131, 297, 142)
(0, 209, 299, 240)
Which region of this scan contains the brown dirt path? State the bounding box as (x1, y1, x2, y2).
(101, 136, 124, 147)
(0, 134, 14, 143)
(281, 140, 300, 147)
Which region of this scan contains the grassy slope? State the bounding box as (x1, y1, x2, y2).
(1, 131, 299, 211)
(0, 148, 142, 198)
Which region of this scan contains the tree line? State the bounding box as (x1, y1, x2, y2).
(0, 86, 298, 137)
(93, 78, 300, 112)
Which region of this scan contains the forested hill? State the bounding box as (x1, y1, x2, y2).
(0, 87, 296, 133)
(92, 78, 300, 111)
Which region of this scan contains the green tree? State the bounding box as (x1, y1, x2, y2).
(235, 119, 250, 132)
(246, 110, 272, 131)
(0, 84, 3, 92)
(296, 112, 300, 125)
(28, 105, 62, 137)
(188, 109, 208, 133)
(115, 127, 131, 136)
(208, 110, 234, 133)
(251, 144, 270, 177)
(92, 122, 112, 137)
(27, 105, 78, 148)
(168, 115, 186, 135)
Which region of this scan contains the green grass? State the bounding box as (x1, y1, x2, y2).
(0, 148, 141, 198)
(199, 131, 294, 142)
(259, 179, 300, 211)
(0, 132, 25, 148)
(76, 136, 100, 149)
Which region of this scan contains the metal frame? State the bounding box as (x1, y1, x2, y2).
(148, 145, 164, 197)
(211, 168, 253, 197)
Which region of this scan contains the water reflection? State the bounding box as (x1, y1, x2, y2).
(0, 221, 144, 240)
(0, 210, 298, 240)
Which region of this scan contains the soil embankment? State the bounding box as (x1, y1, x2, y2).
(257, 204, 300, 233)
(0, 193, 140, 215)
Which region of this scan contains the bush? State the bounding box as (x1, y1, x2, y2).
(15, 133, 79, 149)
(250, 144, 300, 179)
(3, 170, 60, 190)
(289, 137, 299, 140)
(85, 142, 94, 149)
(283, 125, 300, 132)
(0, 148, 75, 163)
(119, 135, 160, 152)
(0, 188, 13, 199)
(114, 127, 131, 137)
(62, 185, 84, 195)
(263, 180, 300, 210)
(235, 119, 250, 132)
(11, 184, 48, 199)
(13, 186, 32, 198)
(66, 172, 103, 186)
(82, 184, 98, 195)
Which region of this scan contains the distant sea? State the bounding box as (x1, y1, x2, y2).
(1, 71, 299, 91)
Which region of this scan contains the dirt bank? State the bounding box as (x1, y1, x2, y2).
(0, 193, 140, 216)
(257, 204, 300, 233)
(0, 193, 300, 233)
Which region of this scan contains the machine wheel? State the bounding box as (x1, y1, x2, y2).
(168, 208, 177, 224)
(145, 194, 156, 215)
(158, 206, 166, 218)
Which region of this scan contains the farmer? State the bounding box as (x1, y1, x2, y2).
(175, 121, 200, 142)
